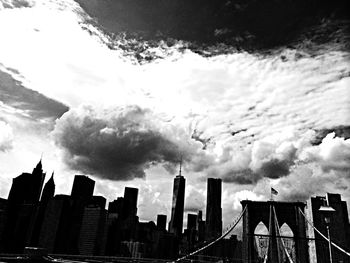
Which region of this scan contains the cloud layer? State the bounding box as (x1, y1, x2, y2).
(53, 105, 202, 180)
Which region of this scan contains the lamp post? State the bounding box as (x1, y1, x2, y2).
(319, 205, 336, 263)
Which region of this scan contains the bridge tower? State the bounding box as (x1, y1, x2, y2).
(241, 200, 309, 263)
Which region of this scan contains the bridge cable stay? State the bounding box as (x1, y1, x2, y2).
(262, 204, 273, 263)
(298, 208, 350, 257)
(272, 205, 294, 263)
(174, 205, 247, 262)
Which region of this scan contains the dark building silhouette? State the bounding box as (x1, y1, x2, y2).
(2, 159, 46, 253)
(91, 195, 107, 209)
(28, 173, 55, 246)
(105, 211, 121, 256)
(122, 187, 138, 220)
(0, 198, 7, 250)
(157, 214, 167, 231)
(308, 193, 350, 263)
(155, 233, 179, 259)
(71, 175, 95, 201)
(108, 197, 124, 214)
(8, 159, 45, 205)
(187, 213, 197, 231)
(184, 213, 198, 252)
(200, 235, 242, 261)
(78, 197, 107, 255)
(41, 173, 55, 203)
(205, 178, 222, 241)
(168, 171, 185, 238)
(197, 210, 206, 242)
(120, 187, 139, 243)
(68, 175, 95, 254)
(38, 195, 73, 253)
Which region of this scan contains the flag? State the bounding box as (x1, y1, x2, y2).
(271, 187, 278, 195)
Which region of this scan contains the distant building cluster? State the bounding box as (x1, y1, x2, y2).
(0, 160, 241, 260)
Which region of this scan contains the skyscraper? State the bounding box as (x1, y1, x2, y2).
(8, 159, 45, 205)
(308, 193, 350, 263)
(38, 195, 73, 253)
(205, 178, 222, 241)
(168, 165, 185, 238)
(28, 172, 55, 246)
(3, 159, 46, 252)
(40, 172, 55, 203)
(157, 214, 167, 231)
(122, 187, 138, 220)
(71, 175, 95, 201)
(68, 175, 95, 254)
(78, 197, 107, 255)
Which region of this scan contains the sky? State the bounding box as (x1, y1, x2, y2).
(0, 0, 349, 231)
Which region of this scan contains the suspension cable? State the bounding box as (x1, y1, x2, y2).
(263, 204, 273, 263)
(298, 208, 350, 257)
(174, 205, 247, 262)
(272, 205, 294, 263)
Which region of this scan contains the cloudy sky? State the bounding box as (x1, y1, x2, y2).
(0, 0, 349, 231)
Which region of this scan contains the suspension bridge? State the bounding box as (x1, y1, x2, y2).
(175, 200, 350, 263)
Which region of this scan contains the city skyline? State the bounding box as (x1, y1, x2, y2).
(0, 0, 350, 239)
(0, 159, 349, 262)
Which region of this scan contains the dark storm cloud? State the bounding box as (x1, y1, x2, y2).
(219, 169, 257, 185)
(53, 105, 188, 180)
(218, 158, 294, 185)
(0, 69, 69, 120)
(258, 158, 292, 179)
(311, 126, 350, 145)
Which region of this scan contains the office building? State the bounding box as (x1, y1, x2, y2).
(3, 160, 45, 252)
(168, 173, 186, 238)
(28, 173, 55, 246)
(122, 187, 138, 220)
(108, 197, 124, 215)
(157, 214, 167, 231)
(308, 193, 350, 263)
(205, 178, 222, 241)
(8, 159, 45, 205)
(38, 195, 73, 253)
(71, 175, 95, 202)
(78, 201, 107, 255)
(68, 175, 95, 254)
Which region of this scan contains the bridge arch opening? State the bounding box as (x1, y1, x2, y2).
(279, 222, 296, 262)
(254, 221, 269, 259)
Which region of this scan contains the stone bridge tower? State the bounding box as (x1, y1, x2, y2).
(241, 200, 309, 263)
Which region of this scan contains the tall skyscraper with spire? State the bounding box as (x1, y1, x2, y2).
(8, 159, 46, 205)
(205, 178, 222, 241)
(3, 159, 46, 252)
(168, 159, 186, 238)
(41, 172, 55, 203)
(28, 172, 55, 246)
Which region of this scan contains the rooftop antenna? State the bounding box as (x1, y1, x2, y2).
(179, 155, 183, 176)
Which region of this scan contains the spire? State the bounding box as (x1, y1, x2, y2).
(36, 158, 42, 170)
(49, 171, 55, 183)
(178, 155, 183, 176)
(32, 155, 43, 175)
(41, 171, 55, 202)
